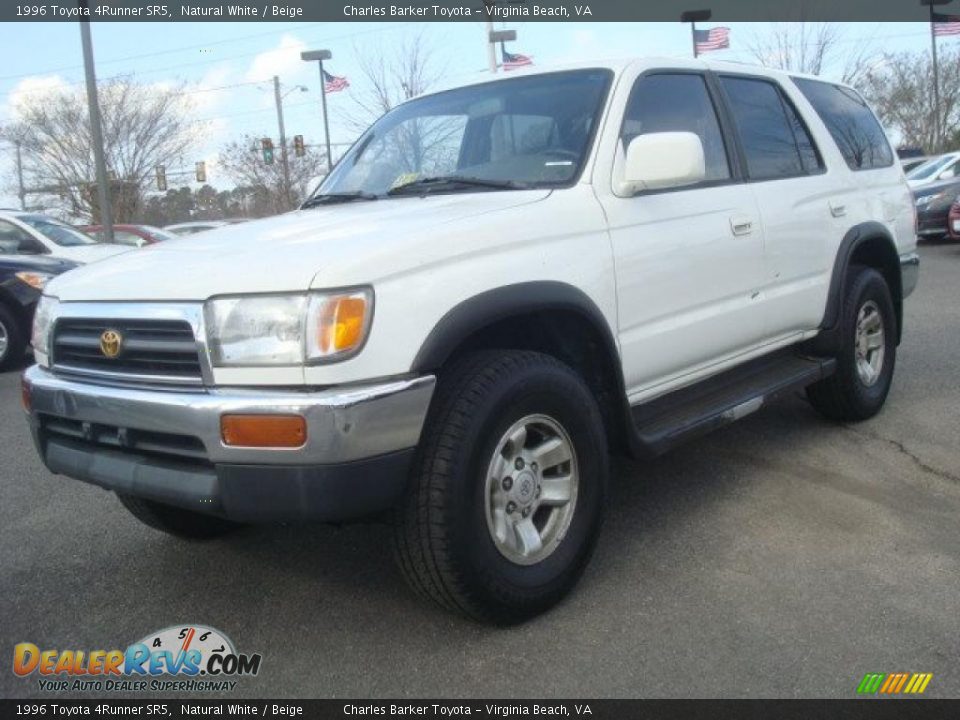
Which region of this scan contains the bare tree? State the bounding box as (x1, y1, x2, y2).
(860, 49, 960, 154)
(3, 78, 195, 221)
(342, 32, 445, 133)
(746, 22, 879, 87)
(218, 135, 328, 216)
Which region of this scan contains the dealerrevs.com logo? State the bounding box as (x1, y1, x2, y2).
(13, 625, 262, 693)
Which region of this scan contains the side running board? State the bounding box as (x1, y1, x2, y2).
(630, 353, 836, 456)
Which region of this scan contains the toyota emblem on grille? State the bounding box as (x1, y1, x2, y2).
(99, 329, 123, 358)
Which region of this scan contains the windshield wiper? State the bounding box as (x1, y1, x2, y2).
(387, 176, 529, 196)
(301, 191, 379, 208)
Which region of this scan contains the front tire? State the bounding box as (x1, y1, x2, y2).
(394, 350, 608, 623)
(116, 493, 240, 540)
(0, 304, 25, 371)
(807, 266, 896, 421)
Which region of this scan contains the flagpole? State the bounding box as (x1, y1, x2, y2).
(318, 58, 333, 174)
(681, 10, 711, 59)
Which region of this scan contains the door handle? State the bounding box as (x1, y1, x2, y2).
(829, 201, 847, 218)
(730, 216, 754, 236)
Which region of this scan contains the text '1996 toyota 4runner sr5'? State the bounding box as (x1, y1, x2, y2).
(24, 58, 918, 623)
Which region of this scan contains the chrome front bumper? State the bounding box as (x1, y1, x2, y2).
(900, 251, 920, 299)
(23, 366, 437, 522)
(23, 365, 435, 466)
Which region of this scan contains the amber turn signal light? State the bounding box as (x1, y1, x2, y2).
(221, 414, 307, 448)
(20, 375, 31, 412)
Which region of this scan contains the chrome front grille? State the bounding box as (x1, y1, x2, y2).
(52, 317, 203, 385)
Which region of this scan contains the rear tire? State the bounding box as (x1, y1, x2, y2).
(807, 267, 896, 421)
(393, 350, 608, 624)
(0, 304, 25, 371)
(117, 493, 240, 540)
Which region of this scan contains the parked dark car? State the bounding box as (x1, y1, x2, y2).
(79, 224, 180, 247)
(0, 254, 78, 369)
(914, 177, 960, 239)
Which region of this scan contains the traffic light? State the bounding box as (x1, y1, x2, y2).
(293, 135, 305, 157)
(156, 165, 167, 191)
(195, 161, 206, 183)
(261, 138, 274, 165)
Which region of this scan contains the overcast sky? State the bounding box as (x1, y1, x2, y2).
(0, 21, 945, 208)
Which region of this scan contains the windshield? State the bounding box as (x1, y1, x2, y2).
(316, 69, 612, 199)
(19, 215, 98, 247)
(907, 155, 954, 181)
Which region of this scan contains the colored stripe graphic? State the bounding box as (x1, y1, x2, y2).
(857, 672, 932, 695)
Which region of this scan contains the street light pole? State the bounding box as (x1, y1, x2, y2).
(273, 75, 292, 206)
(486, 20, 498, 73)
(78, 0, 113, 243)
(301, 49, 334, 175)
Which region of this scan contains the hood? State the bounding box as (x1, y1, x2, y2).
(58, 243, 133, 262)
(47, 191, 550, 302)
(0, 254, 79, 274)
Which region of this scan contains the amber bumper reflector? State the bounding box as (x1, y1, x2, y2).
(221, 414, 307, 448)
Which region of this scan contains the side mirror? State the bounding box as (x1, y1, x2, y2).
(618, 131, 706, 195)
(938, 167, 956, 180)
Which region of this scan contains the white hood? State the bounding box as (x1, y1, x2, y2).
(54, 243, 133, 264)
(46, 191, 550, 302)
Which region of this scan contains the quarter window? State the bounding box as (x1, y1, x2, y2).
(720, 76, 820, 181)
(621, 73, 731, 182)
(793, 77, 894, 171)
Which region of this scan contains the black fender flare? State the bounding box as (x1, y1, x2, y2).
(819, 221, 903, 344)
(411, 281, 621, 378)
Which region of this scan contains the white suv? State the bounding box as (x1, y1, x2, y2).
(0, 211, 130, 264)
(23, 58, 918, 622)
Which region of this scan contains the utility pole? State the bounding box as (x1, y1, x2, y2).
(273, 75, 292, 206)
(78, 0, 114, 242)
(15, 141, 25, 211)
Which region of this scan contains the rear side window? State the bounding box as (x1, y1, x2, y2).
(621, 73, 731, 182)
(720, 76, 822, 181)
(793, 77, 894, 171)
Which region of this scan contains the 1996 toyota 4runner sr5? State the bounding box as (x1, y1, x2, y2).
(23, 58, 918, 623)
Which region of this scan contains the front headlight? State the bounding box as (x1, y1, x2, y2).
(205, 289, 373, 367)
(31, 295, 59, 357)
(15, 271, 54, 290)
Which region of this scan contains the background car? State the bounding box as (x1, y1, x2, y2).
(0, 211, 130, 263)
(913, 176, 960, 239)
(901, 156, 930, 173)
(906, 151, 960, 188)
(947, 197, 960, 241)
(0, 252, 78, 369)
(80, 224, 180, 247)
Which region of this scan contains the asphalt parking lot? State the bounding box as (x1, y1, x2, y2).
(2, 242, 958, 700)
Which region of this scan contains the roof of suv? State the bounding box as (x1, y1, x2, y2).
(421, 56, 853, 102)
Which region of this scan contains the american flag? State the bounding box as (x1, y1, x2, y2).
(933, 12, 960, 37)
(501, 47, 533, 71)
(694, 27, 731, 53)
(323, 69, 349, 94)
